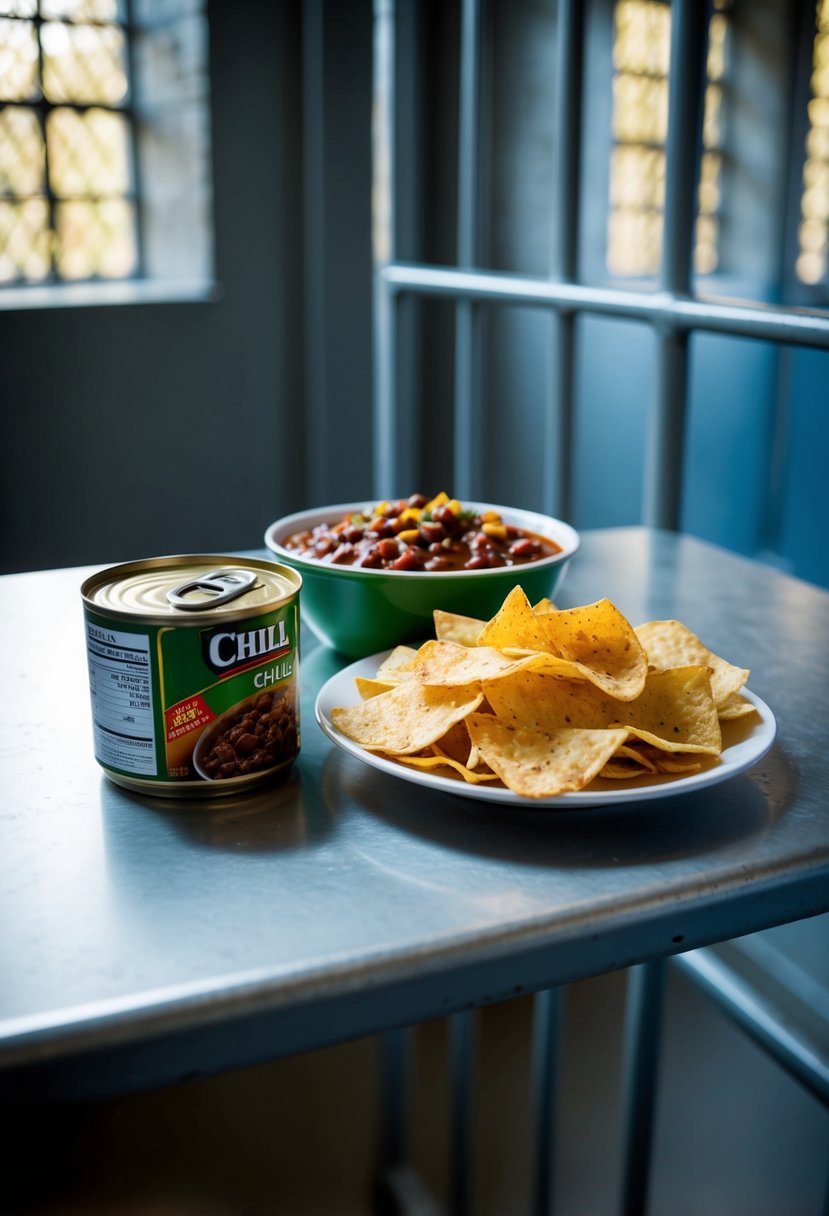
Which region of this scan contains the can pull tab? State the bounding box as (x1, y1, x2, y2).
(166, 568, 258, 611)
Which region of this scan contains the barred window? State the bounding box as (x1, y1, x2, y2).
(607, 0, 729, 278)
(796, 0, 829, 283)
(0, 0, 139, 283)
(0, 0, 212, 293)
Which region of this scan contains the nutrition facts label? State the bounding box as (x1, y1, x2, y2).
(86, 624, 157, 776)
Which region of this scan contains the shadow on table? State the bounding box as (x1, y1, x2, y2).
(98, 765, 335, 856)
(321, 742, 796, 870)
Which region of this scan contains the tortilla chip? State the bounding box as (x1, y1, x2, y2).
(355, 676, 398, 700)
(376, 645, 418, 680)
(433, 610, 485, 646)
(532, 598, 558, 615)
(432, 719, 475, 766)
(414, 638, 609, 692)
(534, 599, 648, 701)
(717, 691, 757, 720)
(635, 620, 749, 707)
(604, 740, 704, 778)
(331, 679, 483, 755)
(648, 752, 702, 774)
(472, 589, 649, 700)
(395, 749, 499, 784)
(466, 713, 629, 798)
(413, 639, 530, 686)
(482, 665, 722, 754)
(600, 744, 659, 779)
(477, 585, 555, 653)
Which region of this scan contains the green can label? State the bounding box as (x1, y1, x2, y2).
(82, 557, 301, 794)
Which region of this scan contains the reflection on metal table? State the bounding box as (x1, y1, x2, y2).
(1, 527, 827, 1123)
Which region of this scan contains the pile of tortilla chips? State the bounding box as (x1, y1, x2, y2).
(331, 586, 757, 799)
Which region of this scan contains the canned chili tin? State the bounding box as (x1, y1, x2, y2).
(81, 555, 302, 798)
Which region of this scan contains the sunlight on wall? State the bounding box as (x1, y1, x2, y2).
(607, 0, 728, 278)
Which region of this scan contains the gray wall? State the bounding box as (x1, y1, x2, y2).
(0, 0, 374, 575)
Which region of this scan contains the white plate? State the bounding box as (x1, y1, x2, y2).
(314, 650, 778, 809)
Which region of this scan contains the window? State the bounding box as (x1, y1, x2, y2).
(607, 0, 730, 278)
(0, 0, 212, 294)
(0, 0, 138, 283)
(797, 0, 829, 283)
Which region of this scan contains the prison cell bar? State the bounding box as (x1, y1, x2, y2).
(454, 0, 483, 502)
(617, 7, 707, 1212)
(545, 0, 583, 523)
(370, 0, 829, 1213)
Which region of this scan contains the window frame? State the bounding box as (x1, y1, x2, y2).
(0, 1, 144, 286)
(0, 0, 215, 309)
(371, 0, 829, 533)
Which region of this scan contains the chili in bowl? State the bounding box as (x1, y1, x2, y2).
(264, 495, 579, 658)
(281, 493, 562, 572)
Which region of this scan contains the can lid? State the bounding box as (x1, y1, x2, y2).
(82, 555, 301, 623)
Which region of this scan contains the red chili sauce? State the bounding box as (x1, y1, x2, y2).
(282, 494, 562, 572)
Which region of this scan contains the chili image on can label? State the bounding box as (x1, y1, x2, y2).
(81, 555, 302, 798)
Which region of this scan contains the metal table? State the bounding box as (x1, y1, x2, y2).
(2, 527, 828, 1121)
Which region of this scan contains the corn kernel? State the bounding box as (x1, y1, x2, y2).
(397, 528, 421, 544)
(480, 510, 502, 523)
(424, 491, 449, 512)
(482, 522, 508, 540)
(447, 499, 462, 516)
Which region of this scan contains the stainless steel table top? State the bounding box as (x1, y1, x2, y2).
(2, 527, 828, 1101)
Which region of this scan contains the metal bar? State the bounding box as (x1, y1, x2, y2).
(449, 1011, 475, 1216)
(33, 12, 57, 284)
(764, 0, 815, 557)
(121, 0, 146, 280)
(643, 325, 689, 530)
(456, 0, 480, 272)
(550, 0, 582, 284)
(643, 0, 707, 529)
(376, 1029, 445, 1216)
(545, 316, 575, 520)
(545, 0, 584, 519)
(659, 0, 705, 299)
(302, 0, 329, 503)
(376, 1165, 445, 1216)
(777, 0, 815, 291)
(380, 263, 829, 351)
(393, 0, 425, 498)
(373, 279, 398, 502)
(380, 1027, 409, 1169)
(454, 0, 482, 500)
(674, 950, 829, 1108)
(531, 987, 564, 1216)
(372, 0, 398, 498)
(619, 960, 666, 1216)
(453, 292, 477, 499)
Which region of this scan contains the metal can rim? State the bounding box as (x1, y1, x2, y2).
(81, 553, 302, 626)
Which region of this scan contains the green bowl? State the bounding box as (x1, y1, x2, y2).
(264, 501, 580, 658)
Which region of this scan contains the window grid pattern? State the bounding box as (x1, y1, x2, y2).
(0, 0, 139, 284)
(372, 0, 829, 535)
(797, 0, 829, 283)
(607, 0, 729, 278)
